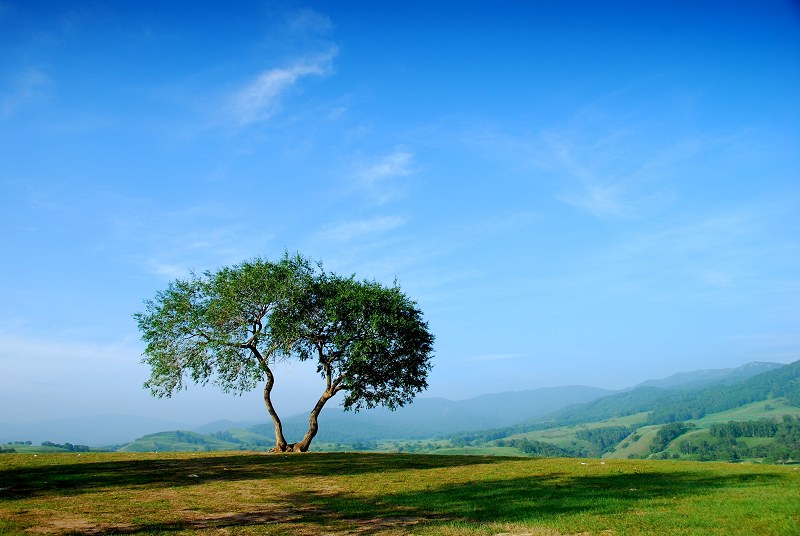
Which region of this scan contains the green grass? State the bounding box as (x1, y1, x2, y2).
(425, 446, 524, 456)
(603, 426, 659, 459)
(117, 430, 244, 453)
(693, 398, 800, 426)
(1, 451, 798, 535)
(509, 413, 652, 455)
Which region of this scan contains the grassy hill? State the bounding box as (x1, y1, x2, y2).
(107, 360, 799, 461)
(117, 431, 245, 453)
(635, 361, 784, 390)
(251, 385, 614, 444)
(530, 360, 800, 428)
(435, 361, 800, 462)
(1, 451, 798, 535)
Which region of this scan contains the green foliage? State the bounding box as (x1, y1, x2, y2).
(524, 362, 800, 433)
(646, 361, 800, 424)
(575, 426, 634, 453)
(135, 252, 434, 450)
(286, 271, 435, 412)
(650, 422, 694, 453)
(539, 387, 674, 428)
(210, 430, 243, 444)
(40, 441, 91, 452)
(2, 452, 798, 535)
(495, 437, 577, 457)
(135, 253, 313, 396)
(117, 430, 245, 453)
(677, 416, 800, 462)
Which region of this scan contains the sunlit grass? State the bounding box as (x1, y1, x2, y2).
(1, 452, 798, 534)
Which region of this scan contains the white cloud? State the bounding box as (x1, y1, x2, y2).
(107, 201, 277, 281)
(541, 130, 668, 220)
(287, 8, 333, 33)
(356, 150, 414, 185)
(225, 48, 337, 126)
(317, 216, 406, 242)
(595, 201, 800, 296)
(1, 67, 50, 119)
(352, 150, 415, 203)
(147, 261, 191, 280)
(558, 183, 628, 219)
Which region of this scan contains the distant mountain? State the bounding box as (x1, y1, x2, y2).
(0, 415, 191, 446)
(645, 359, 799, 424)
(636, 362, 784, 390)
(118, 430, 242, 453)
(191, 419, 260, 435)
(443, 360, 800, 463)
(251, 385, 613, 443)
(526, 362, 792, 429)
(498, 361, 799, 435)
(7, 361, 793, 449)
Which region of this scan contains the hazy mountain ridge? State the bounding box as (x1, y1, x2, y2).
(635, 362, 784, 390)
(111, 358, 800, 460)
(253, 385, 613, 444)
(440, 360, 800, 461)
(2, 361, 792, 448)
(0, 415, 190, 446)
(525, 361, 793, 429)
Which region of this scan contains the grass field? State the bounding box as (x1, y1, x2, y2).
(1, 452, 798, 535)
(693, 398, 800, 426)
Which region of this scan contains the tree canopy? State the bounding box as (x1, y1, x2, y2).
(135, 253, 434, 452)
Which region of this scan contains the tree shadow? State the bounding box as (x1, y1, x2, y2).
(5, 457, 790, 535)
(35, 467, 790, 535)
(0, 452, 508, 500)
(376, 469, 788, 523)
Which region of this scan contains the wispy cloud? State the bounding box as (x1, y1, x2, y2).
(225, 48, 337, 126)
(541, 128, 680, 220)
(594, 199, 800, 296)
(109, 202, 276, 280)
(287, 8, 333, 33)
(1, 67, 50, 119)
(317, 216, 406, 242)
(352, 150, 415, 203)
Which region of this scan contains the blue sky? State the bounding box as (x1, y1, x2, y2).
(2, 1, 799, 425)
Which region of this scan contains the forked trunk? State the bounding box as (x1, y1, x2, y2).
(292, 390, 333, 452)
(262, 372, 288, 452)
(267, 389, 334, 453)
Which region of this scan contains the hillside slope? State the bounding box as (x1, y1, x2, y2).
(251, 385, 614, 443)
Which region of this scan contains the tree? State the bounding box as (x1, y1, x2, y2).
(135, 253, 434, 452)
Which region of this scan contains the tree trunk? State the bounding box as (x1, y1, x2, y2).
(292, 390, 334, 452)
(262, 369, 289, 452)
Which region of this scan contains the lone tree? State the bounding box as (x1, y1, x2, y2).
(134, 253, 434, 452)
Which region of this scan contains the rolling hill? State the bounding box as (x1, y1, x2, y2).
(442, 360, 800, 463)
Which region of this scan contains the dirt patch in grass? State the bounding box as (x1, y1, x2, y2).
(2, 453, 798, 535)
(16, 501, 440, 535)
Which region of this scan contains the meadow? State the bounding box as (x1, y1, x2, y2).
(1, 452, 798, 535)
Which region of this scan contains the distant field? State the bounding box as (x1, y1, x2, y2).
(1, 452, 798, 535)
(693, 398, 800, 426)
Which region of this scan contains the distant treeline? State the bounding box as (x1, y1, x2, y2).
(41, 441, 91, 452)
(650, 422, 694, 453)
(576, 426, 634, 453)
(507, 360, 800, 433)
(1, 441, 32, 453)
(495, 438, 575, 457)
(646, 364, 800, 424)
(673, 416, 800, 463)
